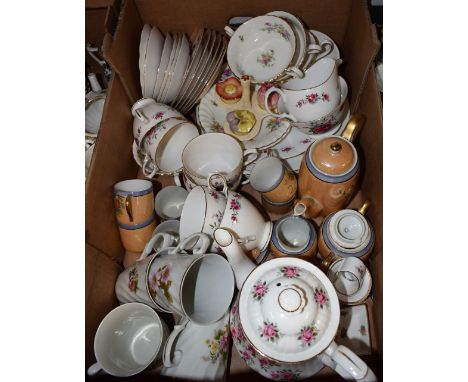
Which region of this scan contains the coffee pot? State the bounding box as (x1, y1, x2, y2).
(296, 115, 365, 218)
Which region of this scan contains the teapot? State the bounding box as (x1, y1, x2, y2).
(214, 228, 377, 381)
(296, 114, 365, 218)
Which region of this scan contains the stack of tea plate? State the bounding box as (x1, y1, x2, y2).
(139, 25, 227, 113)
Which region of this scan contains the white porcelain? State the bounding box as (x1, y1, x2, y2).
(161, 312, 230, 381)
(165, 34, 190, 103)
(115, 245, 171, 312)
(85, 93, 106, 134)
(288, 77, 349, 136)
(210, 174, 272, 253)
(213, 228, 256, 290)
(265, 58, 341, 122)
(154, 186, 188, 220)
(179, 185, 227, 253)
(231, 256, 376, 381)
(182, 133, 257, 190)
(139, 24, 151, 95)
(87, 303, 169, 377)
(177, 31, 226, 114)
(142, 118, 187, 162)
(336, 305, 372, 355)
(329, 209, 370, 250)
(173, 28, 211, 109)
(142, 26, 164, 98)
(182, 33, 227, 114)
(330, 257, 366, 296)
(152, 219, 180, 237)
(249, 156, 285, 193)
(152, 32, 174, 99)
(226, 15, 298, 83)
(142, 232, 179, 261)
(142, 120, 199, 177)
(131, 98, 185, 147)
(196, 84, 292, 151)
(158, 33, 181, 103)
(309, 30, 340, 60)
(328, 258, 373, 305)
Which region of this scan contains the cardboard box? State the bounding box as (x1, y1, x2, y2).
(86, 0, 382, 379)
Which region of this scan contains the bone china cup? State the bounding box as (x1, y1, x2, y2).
(296, 115, 365, 218)
(182, 133, 257, 190)
(179, 185, 227, 252)
(154, 185, 188, 220)
(249, 156, 297, 204)
(114, 179, 154, 226)
(226, 15, 299, 83)
(87, 303, 169, 377)
(265, 58, 341, 122)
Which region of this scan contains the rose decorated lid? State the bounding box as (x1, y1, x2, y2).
(307, 136, 358, 180)
(239, 257, 339, 363)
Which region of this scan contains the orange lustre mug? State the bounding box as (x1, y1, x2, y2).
(114, 179, 154, 226)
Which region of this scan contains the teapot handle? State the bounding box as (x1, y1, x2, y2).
(358, 200, 371, 216)
(340, 114, 366, 142)
(318, 341, 375, 381)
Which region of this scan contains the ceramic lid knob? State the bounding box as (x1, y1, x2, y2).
(278, 287, 305, 312)
(311, 137, 356, 175)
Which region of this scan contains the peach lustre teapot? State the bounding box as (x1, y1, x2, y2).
(296, 115, 365, 218)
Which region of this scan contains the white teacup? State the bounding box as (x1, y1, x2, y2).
(182, 133, 258, 190)
(179, 185, 227, 252)
(87, 303, 169, 377)
(265, 58, 341, 122)
(331, 257, 367, 296)
(154, 186, 188, 220)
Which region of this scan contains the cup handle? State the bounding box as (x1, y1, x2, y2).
(315, 39, 334, 61)
(87, 362, 103, 376)
(142, 156, 158, 179)
(243, 148, 259, 167)
(224, 25, 234, 37)
(163, 317, 189, 368)
(174, 173, 182, 187)
(134, 108, 150, 124)
(318, 341, 372, 381)
(285, 66, 305, 79)
(169, 232, 211, 255)
(207, 173, 229, 197)
(264, 87, 296, 121)
(125, 196, 134, 222)
(139, 232, 173, 261)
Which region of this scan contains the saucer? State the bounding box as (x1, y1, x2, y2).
(336, 304, 371, 355)
(327, 258, 372, 305)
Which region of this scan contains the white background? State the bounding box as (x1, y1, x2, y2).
(0, 1, 466, 381)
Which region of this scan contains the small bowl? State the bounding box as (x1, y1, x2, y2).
(154, 186, 188, 220)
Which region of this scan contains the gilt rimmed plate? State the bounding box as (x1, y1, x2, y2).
(143, 26, 164, 98)
(152, 32, 174, 99)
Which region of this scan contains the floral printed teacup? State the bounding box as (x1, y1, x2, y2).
(265, 58, 341, 122)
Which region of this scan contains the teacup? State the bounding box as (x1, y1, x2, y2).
(209, 174, 273, 253)
(249, 155, 297, 204)
(330, 257, 366, 296)
(87, 303, 169, 377)
(118, 214, 157, 253)
(269, 206, 317, 261)
(115, 232, 177, 313)
(142, 120, 199, 177)
(132, 98, 184, 146)
(265, 58, 341, 122)
(182, 133, 258, 190)
(179, 185, 227, 252)
(154, 186, 188, 220)
(114, 179, 154, 226)
(225, 15, 302, 83)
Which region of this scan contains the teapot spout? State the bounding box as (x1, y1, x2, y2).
(295, 196, 323, 219)
(214, 228, 256, 289)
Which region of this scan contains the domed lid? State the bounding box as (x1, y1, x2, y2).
(239, 258, 339, 363)
(310, 136, 357, 176)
